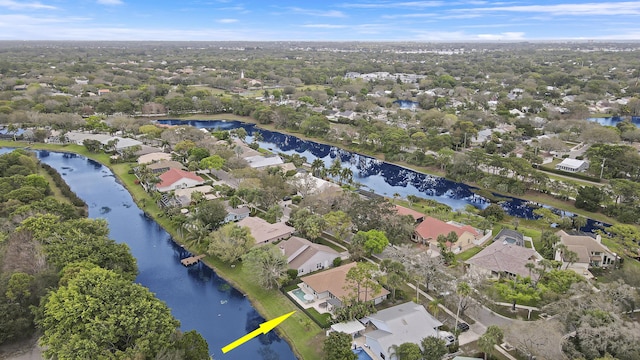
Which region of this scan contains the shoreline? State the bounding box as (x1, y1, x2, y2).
(0, 142, 317, 360)
(154, 114, 619, 225)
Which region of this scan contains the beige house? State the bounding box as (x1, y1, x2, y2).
(137, 152, 172, 164)
(279, 236, 342, 275)
(466, 240, 541, 279)
(300, 262, 389, 308)
(555, 230, 617, 277)
(413, 216, 483, 252)
(237, 216, 294, 245)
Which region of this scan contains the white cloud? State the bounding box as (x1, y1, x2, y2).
(476, 31, 525, 40)
(288, 7, 347, 17)
(340, 1, 443, 8)
(468, 2, 640, 16)
(301, 24, 347, 28)
(217, 18, 238, 23)
(382, 13, 435, 19)
(97, 0, 124, 5)
(0, 0, 56, 10)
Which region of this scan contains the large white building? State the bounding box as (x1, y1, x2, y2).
(555, 158, 589, 173)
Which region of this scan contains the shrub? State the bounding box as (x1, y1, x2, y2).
(332, 257, 343, 267)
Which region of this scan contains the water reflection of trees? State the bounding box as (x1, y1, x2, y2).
(245, 309, 282, 346)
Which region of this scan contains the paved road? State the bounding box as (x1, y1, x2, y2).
(406, 284, 516, 346)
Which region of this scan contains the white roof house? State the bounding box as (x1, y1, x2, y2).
(100, 136, 143, 151)
(65, 132, 112, 145)
(363, 302, 442, 360)
(330, 320, 365, 338)
(244, 155, 285, 169)
(555, 158, 589, 173)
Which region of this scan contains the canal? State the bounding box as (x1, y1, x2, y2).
(158, 119, 606, 232)
(0, 148, 297, 360)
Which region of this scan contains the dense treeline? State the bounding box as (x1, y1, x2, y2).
(39, 162, 87, 208)
(0, 150, 208, 358)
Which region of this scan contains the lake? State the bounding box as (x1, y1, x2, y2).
(587, 116, 640, 128)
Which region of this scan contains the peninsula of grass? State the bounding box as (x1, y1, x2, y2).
(0, 140, 324, 360)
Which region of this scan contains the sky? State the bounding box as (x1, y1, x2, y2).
(1, 0, 640, 41)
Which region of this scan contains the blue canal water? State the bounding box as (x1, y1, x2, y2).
(393, 100, 419, 110)
(158, 119, 606, 233)
(0, 148, 297, 360)
(587, 116, 640, 128)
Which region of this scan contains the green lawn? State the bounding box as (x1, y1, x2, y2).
(456, 246, 482, 262)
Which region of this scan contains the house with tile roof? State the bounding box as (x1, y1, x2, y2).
(145, 160, 186, 174)
(465, 240, 541, 279)
(300, 262, 389, 308)
(394, 205, 425, 223)
(362, 302, 443, 360)
(413, 216, 482, 252)
(137, 152, 172, 164)
(278, 236, 342, 275)
(155, 168, 204, 192)
(555, 230, 617, 277)
(237, 216, 294, 245)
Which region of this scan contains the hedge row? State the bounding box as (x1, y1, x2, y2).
(40, 163, 87, 208)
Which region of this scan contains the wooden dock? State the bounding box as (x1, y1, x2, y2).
(180, 254, 205, 266)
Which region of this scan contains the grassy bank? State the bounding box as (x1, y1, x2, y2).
(0, 140, 323, 360)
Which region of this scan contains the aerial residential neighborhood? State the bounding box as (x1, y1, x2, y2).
(2, 35, 640, 360)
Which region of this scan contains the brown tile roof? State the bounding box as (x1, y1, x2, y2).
(237, 217, 294, 244)
(394, 205, 425, 221)
(415, 216, 479, 241)
(279, 236, 339, 269)
(556, 230, 613, 264)
(146, 160, 185, 171)
(301, 262, 389, 301)
(157, 168, 204, 188)
(466, 240, 539, 277)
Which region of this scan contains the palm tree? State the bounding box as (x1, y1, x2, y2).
(387, 344, 400, 360)
(455, 281, 472, 332)
(328, 158, 342, 179)
(525, 262, 536, 279)
(478, 326, 504, 360)
(573, 216, 587, 231)
(310, 159, 325, 177)
(340, 167, 353, 185)
(184, 219, 211, 251)
(392, 192, 401, 204)
(428, 299, 442, 321)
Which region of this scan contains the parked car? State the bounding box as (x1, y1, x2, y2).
(439, 331, 456, 346)
(456, 322, 470, 332)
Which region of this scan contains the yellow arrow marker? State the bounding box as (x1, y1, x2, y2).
(221, 311, 296, 354)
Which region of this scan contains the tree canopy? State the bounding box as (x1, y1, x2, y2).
(38, 267, 180, 359)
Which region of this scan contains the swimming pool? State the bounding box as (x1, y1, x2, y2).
(354, 347, 374, 360)
(292, 288, 308, 302)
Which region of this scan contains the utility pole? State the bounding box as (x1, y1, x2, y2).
(600, 158, 606, 179)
